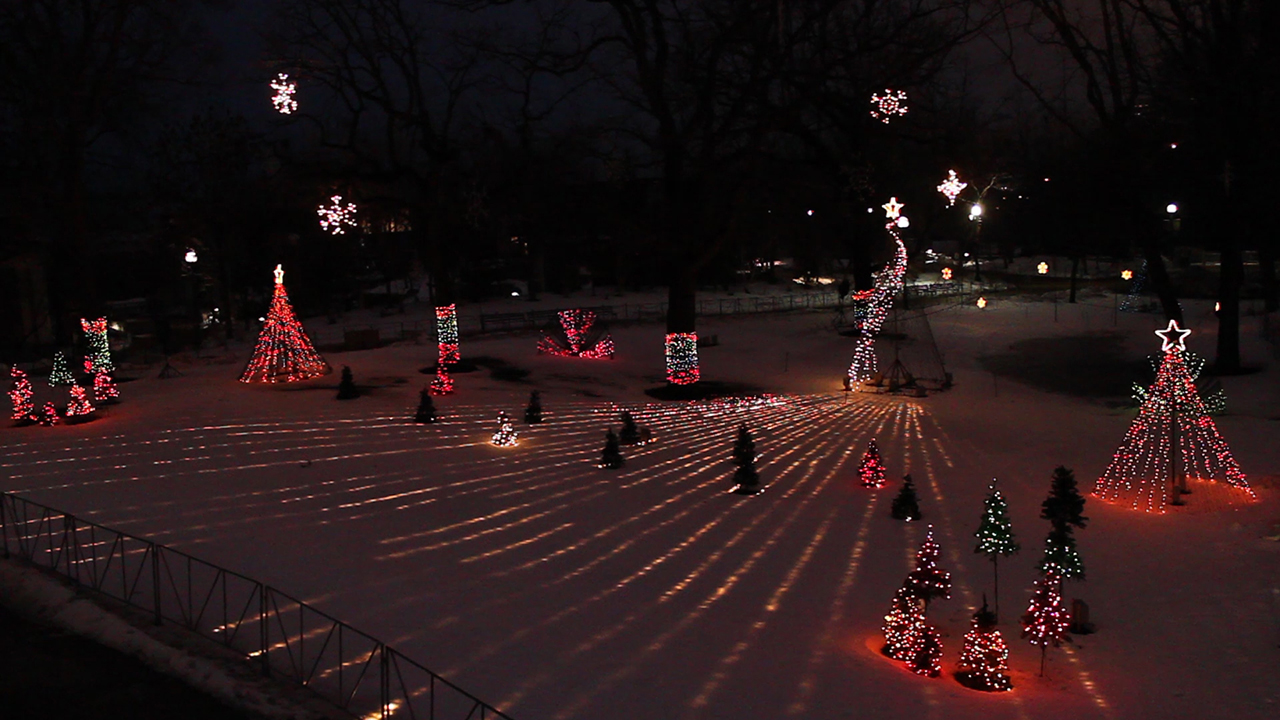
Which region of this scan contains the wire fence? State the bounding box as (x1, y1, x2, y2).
(0, 492, 512, 720)
(307, 284, 976, 349)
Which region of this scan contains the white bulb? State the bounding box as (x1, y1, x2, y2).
(896, 216, 910, 228)
(1166, 203, 1179, 214)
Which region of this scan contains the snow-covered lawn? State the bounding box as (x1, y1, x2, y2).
(3, 296, 1277, 720)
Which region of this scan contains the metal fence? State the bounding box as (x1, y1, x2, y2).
(0, 492, 512, 720)
(307, 290, 860, 347)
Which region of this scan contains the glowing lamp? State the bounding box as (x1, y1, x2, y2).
(1166, 203, 1179, 215)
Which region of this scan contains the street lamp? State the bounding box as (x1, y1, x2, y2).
(969, 203, 984, 220)
(1166, 203, 1179, 215)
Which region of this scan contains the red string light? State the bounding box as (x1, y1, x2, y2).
(1095, 321, 1254, 512)
(847, 212, 908, 384)
(858, 438, 887, 488)
(81, 317, 112, 374)
(65, 383, 94, 421)
(537, 309, 615, 359)
(436, 304, 460, 366)
(956, 602, 1012, 691)
(93, 369, 120, 404)
(9, 367, 34, 423)
(428, 367, 454, 396)
(240, 266, 331, 383)
(665, 333, 699, 385)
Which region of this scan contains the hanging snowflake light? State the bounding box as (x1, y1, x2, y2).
(941, 268, 953, 281)
(318, 195, 357, 235)
(270, 73, 298, 114)
(1121, 269, 1134, 281)
(977, 297, 988, 309)
(1038, 262, 1050, 275)
(937, 170, 967, 207)
(870, 89, 909, 124)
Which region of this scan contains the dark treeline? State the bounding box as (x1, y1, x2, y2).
(1, 0, 1275, 372)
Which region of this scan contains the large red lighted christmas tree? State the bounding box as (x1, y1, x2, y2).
(1094, 320, 1254, 512)
(240, 265, 331, 383)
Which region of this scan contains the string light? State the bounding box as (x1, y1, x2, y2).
(65, 382, 94, 421)
(318, 195, 357, 235)
(870, 89, 908, 124)
(538, 309, 615, 359)
(37, 402, 60, 426)
(846, 209, 908, 385)
(435, 304, 460, 366)
(93, 369, 120, 404)
(858, 438, 887, 488)
(1021, 572, 1070, 673)
(906, 624, 944, 677)
(491, 411, 518, 447)
(49, 351, 73, 387)
(1119, 261, 1149, 312)
(81, 317, 112, 374)
(428, 367, 454, 395)
(240, 265, 331, 383)
(882, 587, 926, 661)
(956, 601, 1012, 691)
(9, 367, 34, 423)
(937, 170, 967, 207)
(270, 73, 297, 114)
(1095, 320, 1254, 512)
(665, 333, 699, 385)
(905, 526, 953, 604)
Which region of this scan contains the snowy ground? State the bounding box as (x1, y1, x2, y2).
(3, 293, 1278, 720)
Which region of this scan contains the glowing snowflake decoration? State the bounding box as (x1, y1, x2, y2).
(318, 195, 357, 235)
(941, 267, 953, 281)
(937, 170, 967, 206)
(870, 89, 908, 124)
(1038, 262, 1049, 275)
(1122, 269, 1134, 280)
(270, 73, 298, 115)
(977, 297, 988, 309)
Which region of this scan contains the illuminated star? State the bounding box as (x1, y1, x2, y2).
(1037, 262, 1049, 275)
(1121, 269, 1134, 281)
(882, 197, 904, 219)
(273, 264, 285, 285)
(976, 297, 987, 309)
(941, 267, 953, 280)
(1155, 319, 1191, 352)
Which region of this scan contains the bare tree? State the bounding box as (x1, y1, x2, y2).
(0, 0, 218, 341)
(990, 0, 1186, 323)
(268, 0, 492, 307)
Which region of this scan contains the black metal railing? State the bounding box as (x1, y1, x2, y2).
(0, 492, 512, 720)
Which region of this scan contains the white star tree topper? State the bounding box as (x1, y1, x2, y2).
(1155, 319, 1192, 352)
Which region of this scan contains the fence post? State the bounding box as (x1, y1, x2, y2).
(151, 542, 162, 626)
(381, 644, 391, 720)
(1, 495, 8, 560)
(260, 585, 271, 676)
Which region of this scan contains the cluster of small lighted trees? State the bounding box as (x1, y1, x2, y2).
(878, 468, 1092, 689)
(8, 319, 120, 427)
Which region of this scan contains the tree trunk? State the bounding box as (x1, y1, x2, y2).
(1068, 255, 1080, 303)
(667, 267, 697, 335)
(1142, 241, 1183, 323)
(1216, 238, 1243, 373)
(1259, 241, 1278, 313)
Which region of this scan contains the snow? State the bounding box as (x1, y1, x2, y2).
(2, 291, 1278, 720)
(0, 556, 336, 719)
